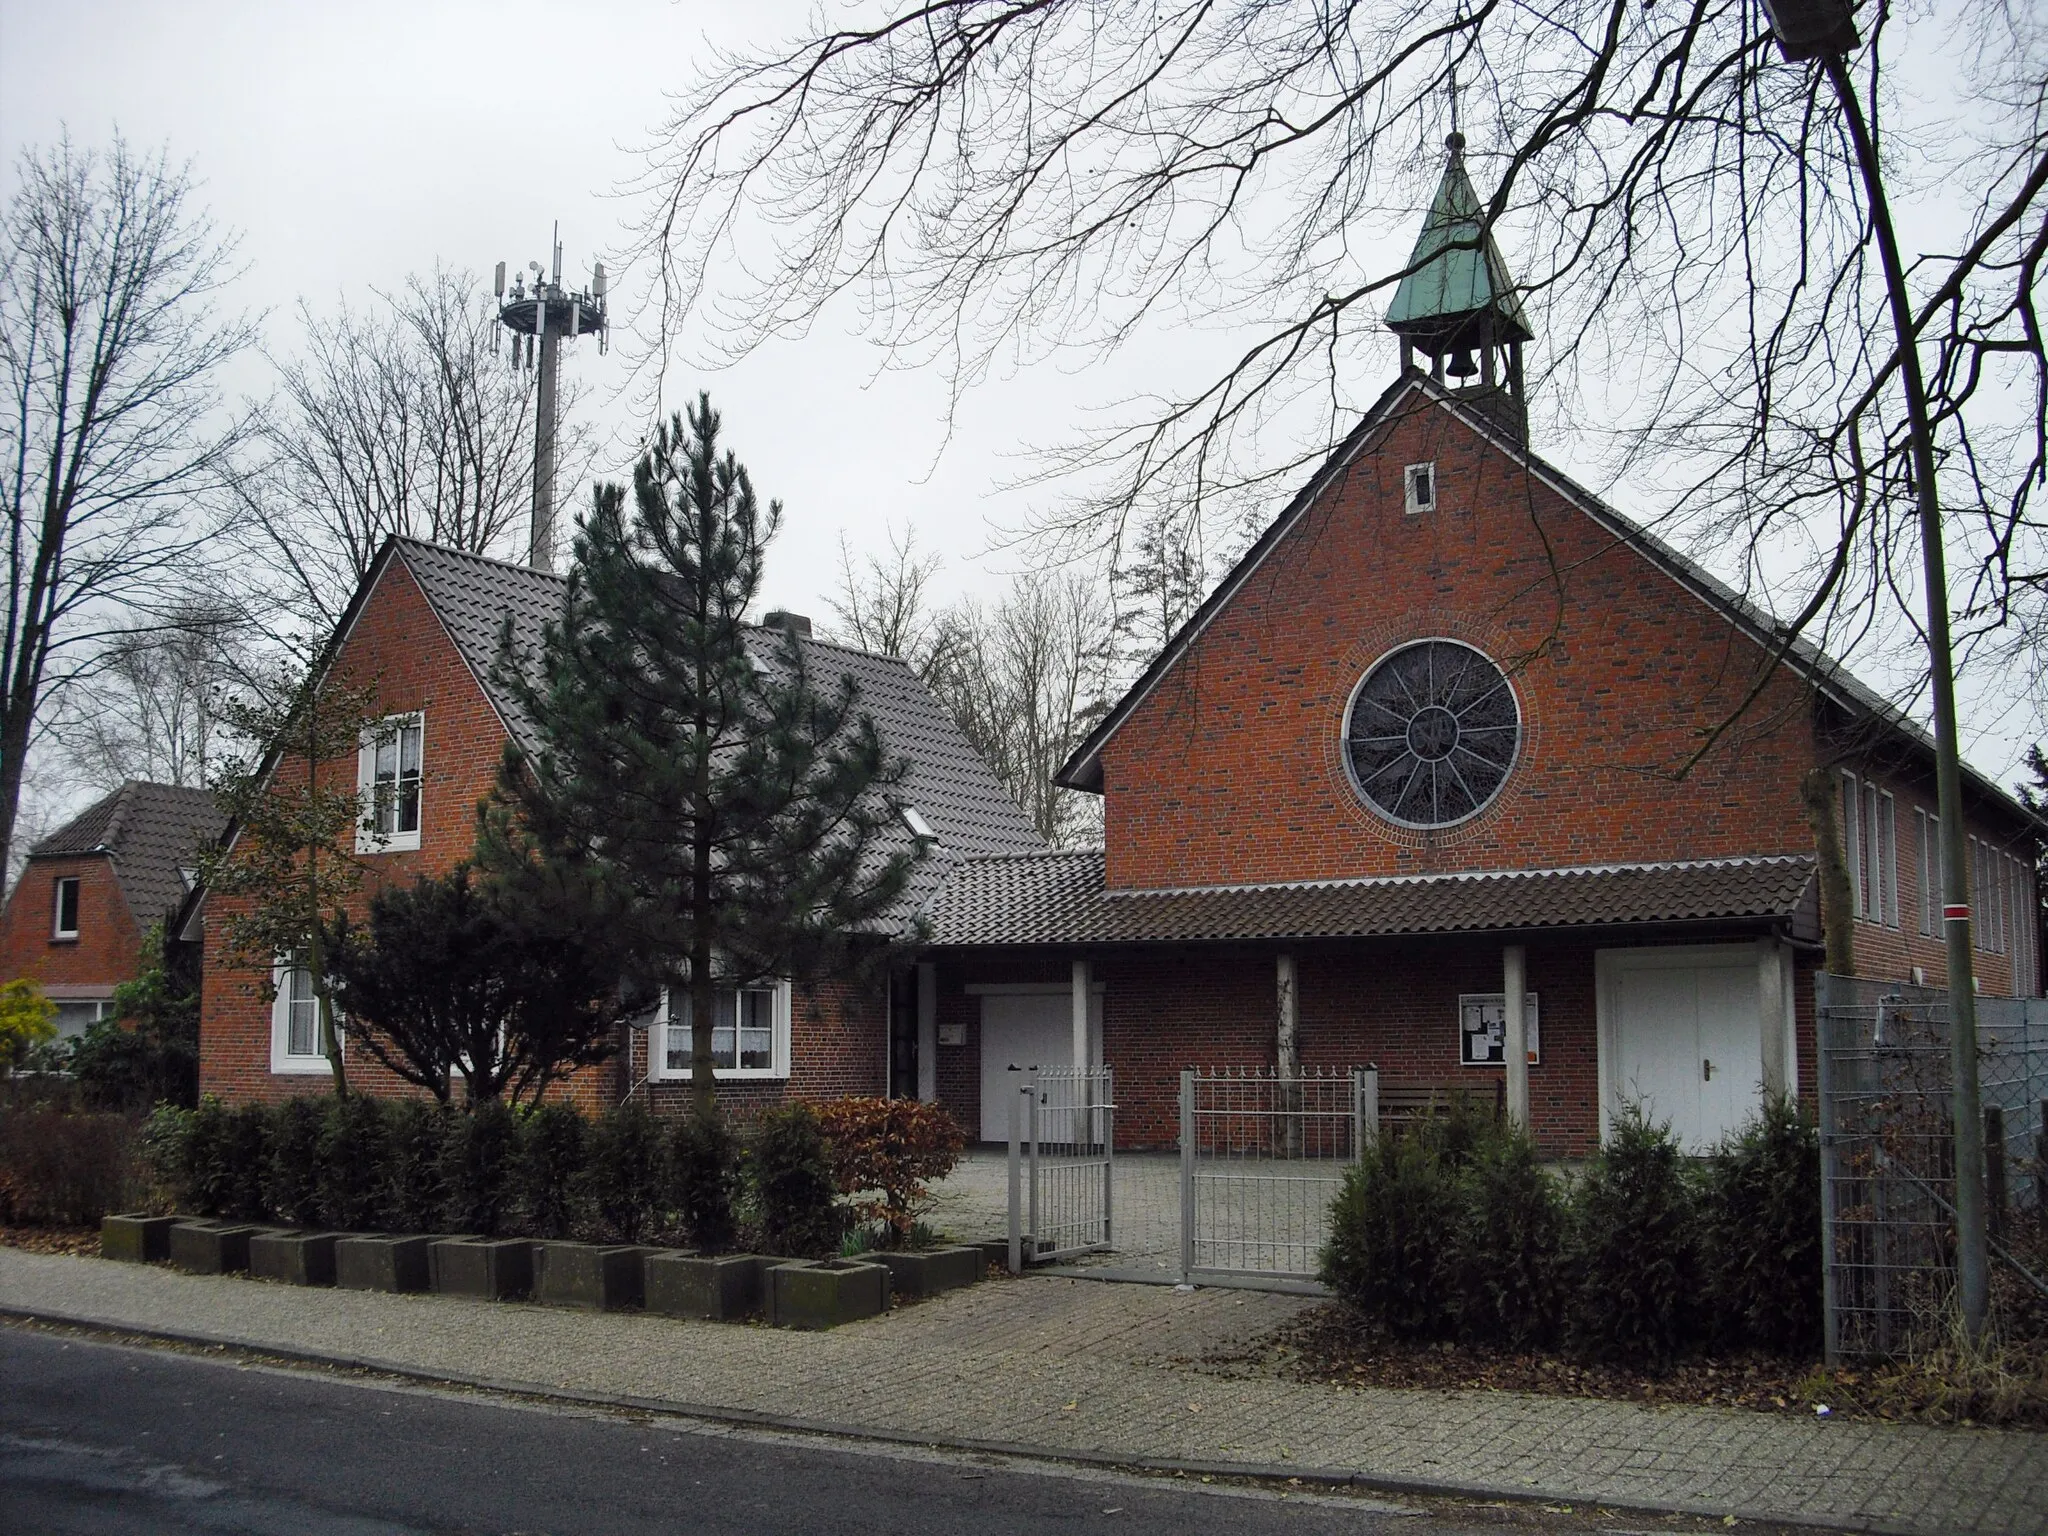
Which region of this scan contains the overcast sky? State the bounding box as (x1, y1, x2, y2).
(1, 0, 2036, 791)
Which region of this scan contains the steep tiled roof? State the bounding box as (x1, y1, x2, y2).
(924, 848, 1817, 947)
(32, 781, 226, 929)
(390, 539, 1042, 929)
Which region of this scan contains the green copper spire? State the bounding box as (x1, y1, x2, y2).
(1385, 133, 1530, 346)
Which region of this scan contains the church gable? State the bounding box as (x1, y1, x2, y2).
(1092, 384, 1817, 891)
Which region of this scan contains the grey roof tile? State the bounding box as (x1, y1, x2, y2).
(925, 849, 1817, 947)
(32, 781, 226, 930)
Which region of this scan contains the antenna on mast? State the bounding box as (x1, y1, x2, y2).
(492, 224, 608, 574)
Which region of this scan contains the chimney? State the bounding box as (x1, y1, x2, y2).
(762, 610, 813, 638)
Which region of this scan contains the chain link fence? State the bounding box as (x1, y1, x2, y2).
(1816, 974, 2048, 1361)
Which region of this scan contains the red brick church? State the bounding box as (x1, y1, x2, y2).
(195, 143, 2043, 1154)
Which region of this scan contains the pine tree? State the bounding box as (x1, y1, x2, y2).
(490, 393, 920, 1117)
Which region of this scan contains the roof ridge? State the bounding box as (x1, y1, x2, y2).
(396, 536, 569, 584)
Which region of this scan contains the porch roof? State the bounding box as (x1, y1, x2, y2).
(923, 849, 1817, 947)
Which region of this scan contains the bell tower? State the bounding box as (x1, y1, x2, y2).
(1385, 133, 1532, 443)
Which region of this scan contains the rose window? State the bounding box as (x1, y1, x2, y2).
(1344, 640, 1520, 827)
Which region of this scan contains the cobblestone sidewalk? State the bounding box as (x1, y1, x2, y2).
(2, 1247, 2039, 1534)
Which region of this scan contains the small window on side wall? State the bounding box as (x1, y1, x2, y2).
(357, 714, 424, 853)
(658, 982, 791, 1080)
(52, 876, 80, 940)
(270, 959, 334, 1074)
(1404, 462, 1437, 516)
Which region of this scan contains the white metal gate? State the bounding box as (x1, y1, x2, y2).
(1181, 1067, 1372, 1283)
(1007, 1067, 1114, 1268)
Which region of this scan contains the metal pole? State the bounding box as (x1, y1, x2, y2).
(1179, 1069, 1197, 1282)
(1821, 52, 1987, 1340)
(1815, 973, 1842, 1366)
(1103, 1068, 1116, 1249)
(1007, 1070, 1023, 1274)
(530, 309, 560, 573)
(1027, 1072, 1040, 1267)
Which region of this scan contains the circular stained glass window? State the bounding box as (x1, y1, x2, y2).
(1344, 640, 1520, 828)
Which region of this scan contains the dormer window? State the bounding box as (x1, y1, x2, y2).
(358, 714, 424, 853)
(1404, 462, 1437, 515)
(900, 804, 938, 843)
(52, 876, 80, 940)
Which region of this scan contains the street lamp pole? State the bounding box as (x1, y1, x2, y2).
(1762, 0, 1989, 1339)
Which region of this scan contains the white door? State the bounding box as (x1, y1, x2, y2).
(1601, 947, 1765, 1152)
(979, 992, 1101, 1142)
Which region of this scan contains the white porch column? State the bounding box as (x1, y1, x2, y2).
(1071, 958, 1092, 1072)
(1757, 938, 1788, 1100)
(916, 961, 938, 1102)
(1503, 944, 1529, 1130)
(1276, 953, 1300, 1074)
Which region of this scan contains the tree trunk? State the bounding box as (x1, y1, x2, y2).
(306, 721, 347, 1096)
(1800, 767, 1855, 976)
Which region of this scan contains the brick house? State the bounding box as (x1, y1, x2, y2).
(915, 141, 2046, 1155)
(1, 781, 225, 1041)
(193, 539, 1043, 1108)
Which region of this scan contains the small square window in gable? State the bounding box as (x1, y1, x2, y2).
(1404, 461, 1437, 516)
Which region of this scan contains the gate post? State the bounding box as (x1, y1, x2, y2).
(1815, 972, 1841, 1365)
(1007, 1071, 1023, 1274)
(1179, 1069, 1196, 1282)
(1103, 1068, 1116, 1249)
(1026, 1072, 1041, 1266)
(1355, 1066, 1378, 1156)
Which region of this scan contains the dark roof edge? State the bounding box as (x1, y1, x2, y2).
(1098, 851, 1814, 900)
(1057, 373, 2043, 835)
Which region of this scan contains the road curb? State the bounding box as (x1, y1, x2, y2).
(0, 1301, 1922, 1536)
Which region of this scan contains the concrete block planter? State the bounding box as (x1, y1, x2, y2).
(249, 1230, 342, 1287)
(430, 1237, 532, 1301)
(100, 1213, 177, 1264)
(533, 1242, 651, 1311)
(167, 1221, 269, 1275)
(970, 1237, 1014, 1274)
(872, 1245, 984, 1301)
(334, 1234, 436, 1293)
(643, 1252, 764, 1321)
(767, 1258, 890, 1330)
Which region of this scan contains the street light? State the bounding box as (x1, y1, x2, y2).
(1762, 0, 1991, 1341)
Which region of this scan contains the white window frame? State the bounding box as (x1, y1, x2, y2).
(356, 712, 425, 853)
(1841, 771, 1863, 916)
(51, 875, 80, 939)
(652, 980, 792, 1081)
(1917, 808, 1938, 937)
(270, 958, 335, 1075)
(1878, 789, 1898, 928)
(1403, 461, 1437, 515)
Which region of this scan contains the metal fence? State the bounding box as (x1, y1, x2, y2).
(1179, 1067, 1371, 1282)
(1007, 1067, 1114, 1269)
(1816, 974, 2048, 1360)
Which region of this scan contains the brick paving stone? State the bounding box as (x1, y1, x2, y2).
(2, 1246, 2039, 1534)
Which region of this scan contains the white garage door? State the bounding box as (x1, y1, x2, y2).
(1600, 946, 1765, 1152)
(979, 991, 1101, 1142)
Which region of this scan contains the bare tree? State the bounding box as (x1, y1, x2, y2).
(826, 523, 946, 664)
(0, 133, 252, 881)
(635, 0, 2047, 715)
(241, 267, 573, 632)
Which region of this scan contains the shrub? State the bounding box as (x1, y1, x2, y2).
(137, 1103, 193, 1208)
(264, 1097, 326, 1226)
(384, 1099, 453, 1233)
(1569, 1104, 1699, 1368)
(0, 1108, 139, 1225)
(69, 924, 199, 1111)
(181, 1095, 268, 1219)
(748, 1104, 842, 1257)
(0, 980, 57, 1078)
(517, 1103, 588, 1238)
(669, 1107, 738, 1251)
(1449, 1123, 1567, 1350)
(816, 1097, 966, 1246)
(443, 1098, 519, 1236)
(1700, 1096, 1822, 1357)
(586, 1100, 665, 1243)
(1321, 1126, 1461, 1340)
(317, 1094, 390, 1230)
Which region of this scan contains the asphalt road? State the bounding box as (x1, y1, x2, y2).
(0, 1325, 1556, 1536)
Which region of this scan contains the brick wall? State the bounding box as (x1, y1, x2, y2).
(0, 855, 142, 993)
(1098, 394, 1820, 890)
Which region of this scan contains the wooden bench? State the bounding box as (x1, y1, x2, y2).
(1369, 1079, 1504, 1132)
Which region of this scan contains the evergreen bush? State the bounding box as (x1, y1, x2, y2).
(1321, 1125, 1461, 1340)
(1449, 1122, 1566, 1350)
(669, 1107, 738, 1251)
(1700, 1095, 1822, 1357)
(443, 1098, 519, 1236)
(317, 1094, 390, 1230)
(180, 1095, 267, 1219)
(137, 1103, 193, 1209)
(586, 1099, 665, 1243)
(517, 1103, 588, 1238)
(384, 1099, 452, 1233)
(748, 1104, 842, 1256)
(263, 1097, 325, 1225)
(1569, 1104, 1699, 1368)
